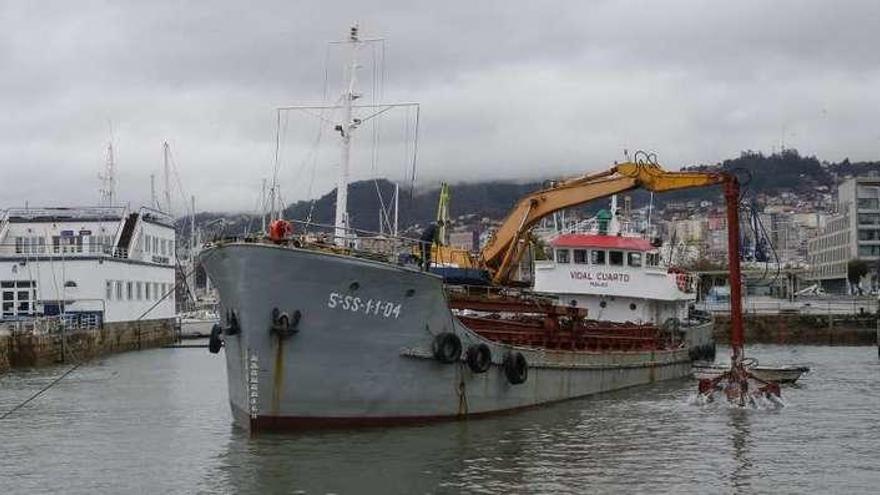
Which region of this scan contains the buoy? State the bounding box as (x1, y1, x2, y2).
(268, 219, 293, 242)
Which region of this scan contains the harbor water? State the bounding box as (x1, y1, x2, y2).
(1, 344, 878, 494)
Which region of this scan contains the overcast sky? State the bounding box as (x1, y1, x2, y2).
(2, 0, 879, 214)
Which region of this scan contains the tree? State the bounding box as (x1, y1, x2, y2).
(847, 259, 869, 295)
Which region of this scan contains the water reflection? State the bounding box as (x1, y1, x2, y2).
(728, 409, 753, 494)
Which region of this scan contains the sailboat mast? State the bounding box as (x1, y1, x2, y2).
(393, 182, 399, 237)
(189, 195, 197, 302)
(334, 23, 362, 246)
(163, 141, 172, 214)
(99, 142, 116, 208)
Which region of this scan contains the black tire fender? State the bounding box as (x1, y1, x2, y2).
(432, 332, 462, 364)
(465, 343, 492, 373)
(208, 324, 223, 354)
(503, 352, 528, 385)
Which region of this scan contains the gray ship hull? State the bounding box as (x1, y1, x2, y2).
(201, 243, 694, 431)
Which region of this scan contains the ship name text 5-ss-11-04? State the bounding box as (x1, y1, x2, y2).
(327, 292, 403, 319)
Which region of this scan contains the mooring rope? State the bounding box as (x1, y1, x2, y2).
(0, 361, 83, 420)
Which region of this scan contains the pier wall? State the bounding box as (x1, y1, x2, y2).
(0, 330, 9, 372)
(0, 319, 174, 371)
(713, 314, 877, 345)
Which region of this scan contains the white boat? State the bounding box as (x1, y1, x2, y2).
(692, 363, 810, 384)
(178, 308, 220, 338)
(532, 203, 715, 361)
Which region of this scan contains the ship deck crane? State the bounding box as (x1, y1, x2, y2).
(477, 158, 781, 405)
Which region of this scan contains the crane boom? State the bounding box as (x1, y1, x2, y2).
(479, 161, 730, 284)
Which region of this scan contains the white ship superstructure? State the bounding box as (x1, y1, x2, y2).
(533, 208, 714, 360)
(0, 206, 176, 326)
(534, 232, 696, 324)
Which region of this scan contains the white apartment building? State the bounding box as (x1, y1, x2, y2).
(807, 177, 880, 293)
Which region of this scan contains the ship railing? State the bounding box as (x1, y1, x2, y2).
(210, 218, 476, 270)
(2, 206, 127, 222)
(557, 219, 654, 238)
(695, 297, 879, 316)
(0, 314, 103, 336)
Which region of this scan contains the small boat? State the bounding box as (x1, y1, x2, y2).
(178, 308, 220, 338)
(692, 363, 810, 384)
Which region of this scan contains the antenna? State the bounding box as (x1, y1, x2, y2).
(98, 141, 116, 207)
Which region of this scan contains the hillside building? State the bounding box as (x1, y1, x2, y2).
(807, 177, 880, 293)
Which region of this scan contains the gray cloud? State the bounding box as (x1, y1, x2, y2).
(1, 0, 879, 214)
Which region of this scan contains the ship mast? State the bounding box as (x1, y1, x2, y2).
(333, 24, 363, 246)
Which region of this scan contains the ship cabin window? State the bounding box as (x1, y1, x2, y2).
(628, 252, 642, 268)
(591, 250, 606, 265)
(115, 281, 123, 300)
(556, 249, 571, 264)
(127, 282, 133, 301)
(106, 281, 113, 300)
(646, 252, 660, 267)
(145, 283, 151, 300)
(136, 282, 143, 300)
(573, 249, 588, 264)
(609, 250, 624, 266)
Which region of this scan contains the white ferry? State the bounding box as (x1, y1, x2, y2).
(533, 212, 715, 361)
(0, 206, 176, 329)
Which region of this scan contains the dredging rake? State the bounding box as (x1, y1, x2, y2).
(696, 175, 783, 406)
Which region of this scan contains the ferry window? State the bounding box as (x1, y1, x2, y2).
(145, 235, 151, 253)
(136, 282, 143, 300)
(106, 281, 113, 300)
(127, 282, 133, 300)
(556, 249, 571, 264)
(609, 251, 624, 266)
(145, 283, 151, 300)
(591, 250, 606, 265)
(573, 249, 588, 264)
(153, 237, 159, 253)
(628, 252, 642, 267)
(115, 281, 123, 300)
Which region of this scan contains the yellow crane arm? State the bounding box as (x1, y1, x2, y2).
(479, 161, 729, 284)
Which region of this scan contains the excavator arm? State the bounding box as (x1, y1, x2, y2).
(479, 161, 731, 284)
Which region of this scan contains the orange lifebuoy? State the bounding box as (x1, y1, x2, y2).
(268, 219, 293, 242)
